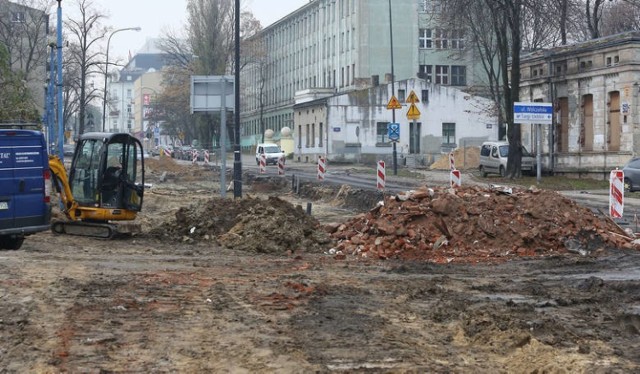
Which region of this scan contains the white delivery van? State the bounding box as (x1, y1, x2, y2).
(479, 141, 535, 177)
(255, 143, 285, 165)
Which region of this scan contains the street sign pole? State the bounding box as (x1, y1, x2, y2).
(513, 102, 553, 184)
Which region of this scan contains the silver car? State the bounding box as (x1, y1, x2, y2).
(479, 141, 535, 177)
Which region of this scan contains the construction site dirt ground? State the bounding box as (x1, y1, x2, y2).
(1, 157, 640, 373)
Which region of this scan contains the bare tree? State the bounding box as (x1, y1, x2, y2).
(0, 0, 50, 80)
(64, 0, 107, 134)
(600, 0, 640, 35)
(0, 0, 52, 118)
(585, 0, 610, 38)
(0, 41, 40, 122)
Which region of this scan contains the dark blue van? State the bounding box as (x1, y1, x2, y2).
(0, 129, 51, 249)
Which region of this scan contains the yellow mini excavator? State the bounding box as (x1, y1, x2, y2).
(48, 132, 145, 238)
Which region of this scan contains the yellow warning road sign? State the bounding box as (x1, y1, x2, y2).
(387, 95, 402, 110)
(407, 103, 421, 120)
(406, 90, 420, 104)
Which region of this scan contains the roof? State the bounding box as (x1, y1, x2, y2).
(521, 31, 640, 62)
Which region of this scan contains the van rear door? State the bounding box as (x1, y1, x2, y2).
(0, 138, 15, 229)
(0, 131, 50, 230)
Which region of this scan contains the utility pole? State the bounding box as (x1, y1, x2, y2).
(388, 0, 397, 175)
(233, 0, 243, 198)
(56, 0, 64, 162)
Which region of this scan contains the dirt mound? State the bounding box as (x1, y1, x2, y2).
(430, 146, 480, 170)
(145, 156, 186, 173)
(328, 185, 637, 263)
(148, 195, 331, 253)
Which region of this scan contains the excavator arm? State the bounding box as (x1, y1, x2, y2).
(48, 155, 80, 220)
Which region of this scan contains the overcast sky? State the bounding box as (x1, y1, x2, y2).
(88, 0, 309, 61)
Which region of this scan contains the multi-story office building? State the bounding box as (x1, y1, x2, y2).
(240, 0, 486, 152)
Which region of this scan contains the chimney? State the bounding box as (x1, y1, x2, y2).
(371, 75, 379, 86)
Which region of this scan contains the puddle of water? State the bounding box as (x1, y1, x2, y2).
(562, 268, 640, 281)
(472, 293, 535, 304)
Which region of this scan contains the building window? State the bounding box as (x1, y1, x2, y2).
(398, 89, 406, 102)
(376, 122, 389, 143)
(311, 123, 316, 147)
(419, 65, 433, 83)
(11, 12, 25, 23)
(450, 30, 465, 49)
(127, 120, 132, 129)
(442, 123, 456, 145)
(419, 0, 442, 13)
(421, 89, 429, 103)
(451, 66, 466, 86)
(346, 66, 350, 86)
(435, 29, 448, 49)
(435, 65, 449, 85)
(306, 124, 310, 147)
(419, 28, 432, 49)
(352, 63, 355, 84)
(127, 89, 132, 98)
(319, 123, 323, 147)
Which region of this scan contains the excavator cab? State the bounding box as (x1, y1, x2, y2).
(49, 132, 145, 238)
(68, 133, 144, 211)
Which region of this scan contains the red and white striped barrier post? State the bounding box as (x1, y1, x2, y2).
(277, 156, 285, 175)
(317, 156, 326, 181)
(203, 150, 210, 164)
(449, 151, 455, 171)
(609, 169, 624, 218)
(163, 148, 171, 157)
(450, 169, 461, 188)
(192, 149, 198, 164)
(377, 160, 386, 191)
(259, 153, 267, 174)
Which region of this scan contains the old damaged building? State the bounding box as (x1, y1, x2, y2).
(519, 31, 640, 178)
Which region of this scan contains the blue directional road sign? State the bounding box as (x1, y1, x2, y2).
(514, 102, 553, 125)
(387, 122, 400, 142)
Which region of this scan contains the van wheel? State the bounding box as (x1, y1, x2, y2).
(624, 177, 632, 192)
(0, 235, 24, 250)
(499, 166, 506, 177)
(479, 166, 487, 178)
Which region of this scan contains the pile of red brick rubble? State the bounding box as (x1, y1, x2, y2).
(327, 185, 638, 263)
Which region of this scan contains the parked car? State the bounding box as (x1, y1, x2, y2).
(63, 143, 76, 157)
(622, 157, 640, 192)
(255, 143, 285, 165)
(478, 141, 535, 177)
(175, 146, 193, 160)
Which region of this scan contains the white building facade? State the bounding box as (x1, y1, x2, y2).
(293, 78, 497, 164)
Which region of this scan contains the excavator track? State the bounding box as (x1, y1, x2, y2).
(51, 220, 137, 239)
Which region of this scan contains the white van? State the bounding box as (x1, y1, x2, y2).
(479, 141, 535, 177)
(255, 143, 285, 165)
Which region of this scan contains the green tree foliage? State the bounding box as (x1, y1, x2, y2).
(0, 43, 39, 123)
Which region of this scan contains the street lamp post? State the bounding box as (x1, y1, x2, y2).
(388, 0, 397, 176)
(102, 26, 141, 132)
